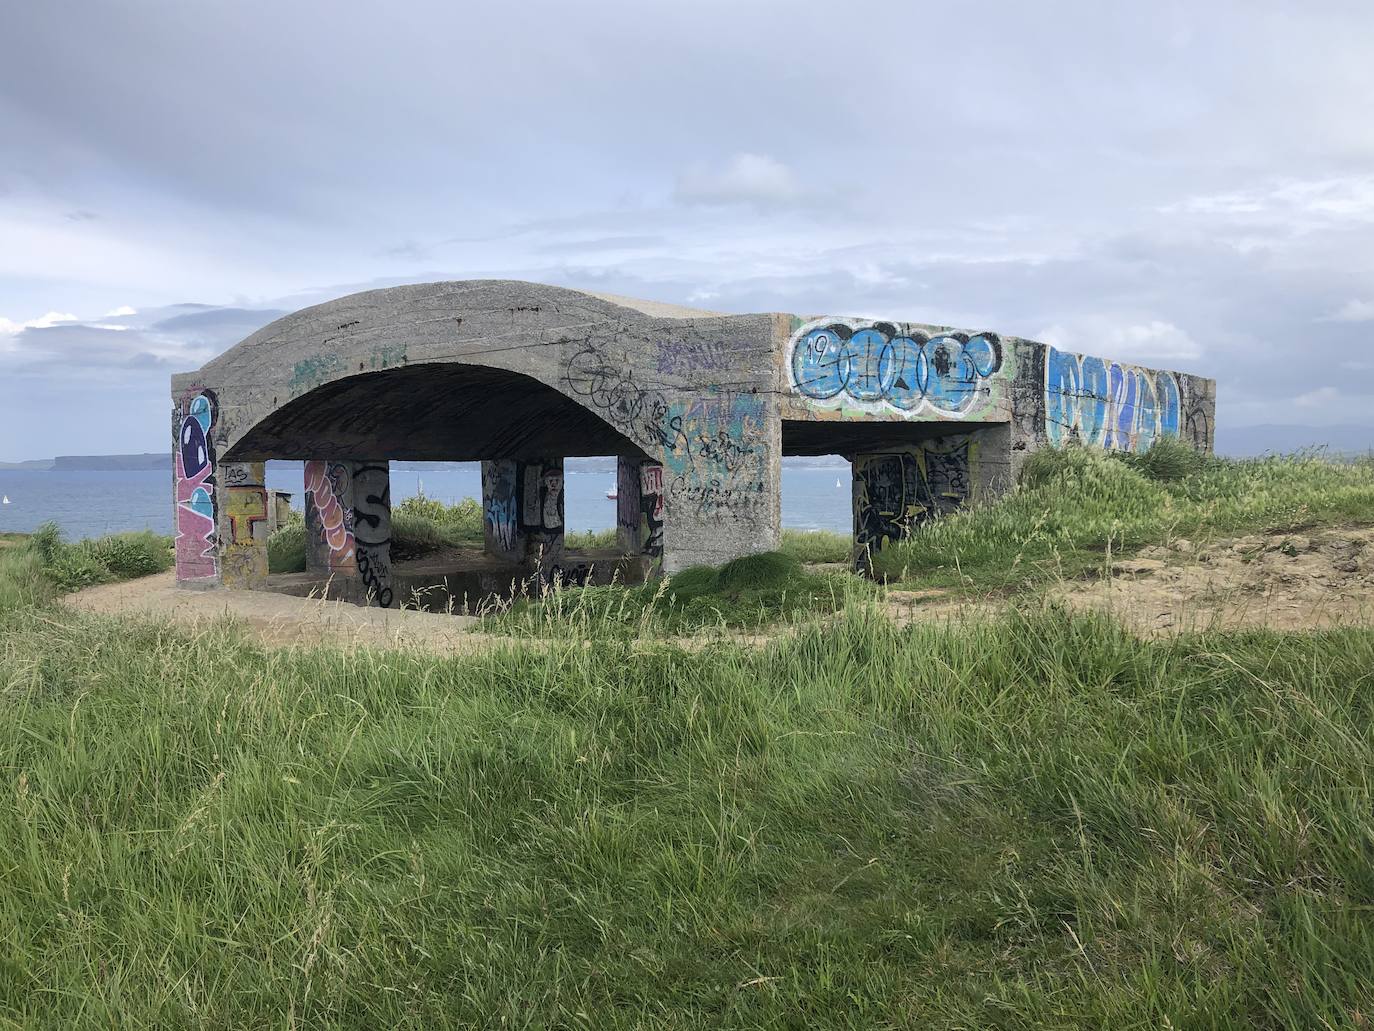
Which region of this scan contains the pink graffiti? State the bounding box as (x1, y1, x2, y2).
(305, 460, 356, 571)
(641, 463, 664, 519)
(174, 390, 219, 581)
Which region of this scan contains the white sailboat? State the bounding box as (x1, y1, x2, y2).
(605, 482, 618, 500)
(1, 495, 9, 505)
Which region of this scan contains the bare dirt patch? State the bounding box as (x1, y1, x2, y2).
(65, 571, 497, 653)
(1054, 527, 1374, 636)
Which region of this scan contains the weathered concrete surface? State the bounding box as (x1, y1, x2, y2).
(172, 279, 1215, 593)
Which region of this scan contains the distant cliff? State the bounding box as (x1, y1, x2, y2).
(51, 453, 168, 471)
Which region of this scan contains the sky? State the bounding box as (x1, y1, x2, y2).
(2, 0, 1373, 459)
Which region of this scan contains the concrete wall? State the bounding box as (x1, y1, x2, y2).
(172, 280, 1214, 592)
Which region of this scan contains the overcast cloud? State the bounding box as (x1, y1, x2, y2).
(2, 0, 1373, 458)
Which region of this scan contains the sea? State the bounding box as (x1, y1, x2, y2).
(0, 463, 854, 540)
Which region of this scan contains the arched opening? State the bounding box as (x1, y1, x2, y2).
(225, 362, 652, 463)
(221, 363, 663, 609)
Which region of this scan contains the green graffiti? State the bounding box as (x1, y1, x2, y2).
(289, 353, 343, 394)
(369, 346, 407, 370)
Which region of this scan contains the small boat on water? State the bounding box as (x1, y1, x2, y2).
(835, 478, 843, 488)
(1, 495, 8, 505)
(605, 484, 618, 500)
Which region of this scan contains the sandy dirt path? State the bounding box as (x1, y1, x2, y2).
(66, 571, 495, 653)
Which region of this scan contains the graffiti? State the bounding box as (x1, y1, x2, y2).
(656, 340, 735, 376)
(225, 485, 268, 544)
(220, 462, 269, 588)
(1045, 348, 1191, 452)
(522, 463, 564, 532)
(1184, 403, 1211, 452)
(789, 319, 1004, 416)
(565, 345, 688, 455)
(661, 393, 769, 523)
(854, 438, 975, 562)
(483, 461, 519, 555)
(640, 462, 664, 557)
(304, 460, 356, 572)
(289, 353, 344, 395)
(174, 389, 218, 581)
(352, 463, 393, 607)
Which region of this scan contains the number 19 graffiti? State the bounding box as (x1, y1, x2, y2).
(788, 319, 1003, 416)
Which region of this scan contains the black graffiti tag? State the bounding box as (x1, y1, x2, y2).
(564, 346, 689, 457)
(352, 463, 393, 607)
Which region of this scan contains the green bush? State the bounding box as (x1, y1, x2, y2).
(1119, 434, 1211, 482)
(563, 528, 618, 550)
(85, 531, 174, 580)
(716, 550, 802, 592)
(267, 514, 307, 574)
(390, 510, 454, 559)
(0, 524, 174, 599)
(394, 492, 484, 543)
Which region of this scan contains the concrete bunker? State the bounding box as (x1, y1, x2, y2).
(171, 280, 1216, 607)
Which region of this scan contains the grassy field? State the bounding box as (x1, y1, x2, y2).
(873, 439, 1374, 591)
(1, 446, 1373, 1027)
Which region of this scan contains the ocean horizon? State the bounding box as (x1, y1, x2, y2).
(0, 462, 855, 540)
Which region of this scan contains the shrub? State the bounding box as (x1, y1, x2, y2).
(716, 550, 802, 593)
(1119, 435, 1210, 482)
(85, 531, 174, 580)
(267, 515, 307, 574)
(394, 492, 484, 543)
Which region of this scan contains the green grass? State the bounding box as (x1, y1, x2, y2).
(267, 512, 307, 573)
(2, 450, 1374, 1024)
(488, 550, 871, 637)
(781, 527, 852, 564)
(874, 443, 1374, 590)
(269, 496, 625, 573)
(0, 524, 172, 605)
(1, 602, 1373, 1026)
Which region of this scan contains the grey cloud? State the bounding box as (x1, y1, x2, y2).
(3, 0, 1374, 456)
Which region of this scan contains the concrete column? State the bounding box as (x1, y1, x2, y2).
(350, 461, 393, 607)
(303, 460, 357, 577)
(481, 457, 565, 573)
(616, 455, 665, 571)
(658, 392, 781, 574)
(218, 461, 270, 589)
(173, 386, 220, 587)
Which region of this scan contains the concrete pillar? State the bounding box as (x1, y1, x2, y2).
(351, 462, 393, 607)
(270, 491, 293, 535)
(481, 457, 565, 573)
(303, 460, 357, 577)
(616, 455, 665, 571)
(218, 461, 270, 589)
(173, 387, 220, 587)
(658, 393, 781, 574)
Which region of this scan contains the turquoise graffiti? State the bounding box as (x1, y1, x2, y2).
(1044, 348, 1182, 452)
(789, 318, 1003, 415)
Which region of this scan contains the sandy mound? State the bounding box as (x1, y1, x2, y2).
(1055, 527, 1374, 636)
